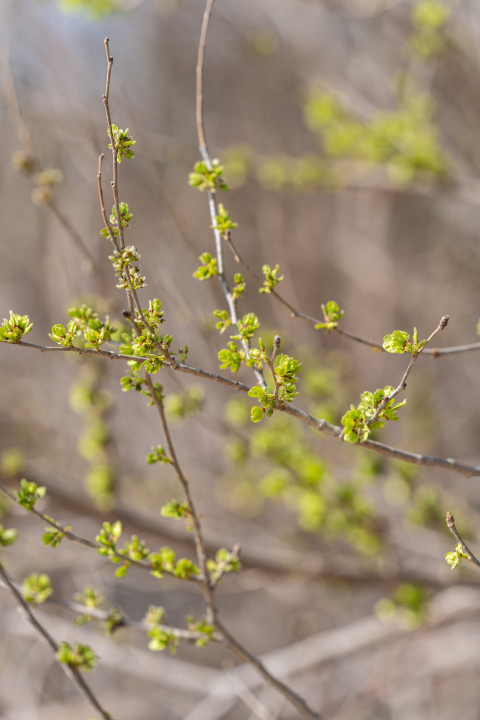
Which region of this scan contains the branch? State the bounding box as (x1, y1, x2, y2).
(0, 563, 114, 720)
(195, 0, 266, 389)
(0, 484, 202, 583)
(216, 618, 325, 720)
(9, 339, 480, 478)
(224, 233, 480, 357)
(446, 512, 480, 569)
(44, 594, 223, 642)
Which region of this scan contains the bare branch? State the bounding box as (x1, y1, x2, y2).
(215, 618, 325, 720)
(0, 563, 114, 720)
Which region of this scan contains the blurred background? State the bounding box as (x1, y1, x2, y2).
(2, 0, 480, 717)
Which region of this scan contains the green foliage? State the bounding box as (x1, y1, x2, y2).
(96, 521, 122, 557)
(146, 446, 171, 464)
(341, 386, 406, 444)
(114, 534, 150, 576)
(160, 500, 190, 520)
(109, 246, 146, 291)
(0, 311, 33, 343)
(383, 327, 425, 354)
(108, 125, 136, 163)
(74, 586, 105, 625)
(315, 301, 344, 332)
(189, 159, 229, 192)
(147, 547, 199, 580)
(110, 202, 132, 228)
(48, 320, 78, 347)
(174, 558, 200, 579)
(260, 264, 283, 294)
(304, 87, 449, 185)
(22, 573, 52, 604)
(0, 447, 26, 477)
(164, 386, 204, 422)
(56, 641, 97, 672)
(0, 524, 18, 549)
(58, 0, 118, 19)
(232, 273, 246, 300)
(212, 203, 238, 234)
(376, 582, 428, 628)
(408, 485, 444, 528)
(148, 546, 175, 578)
(104, 607, 123, 635)
(43, 516, 71, 548)
(445, 543, 469, 570)
(146, 620, 179, 653)
(256, 153, 335, 192)
(136, 299, 165, 330)
(193, 252, 218, 280)
(248, 353, 302, 421)
(218, 342, 246, 373)
(221, 413, 381, 554)
(232, 312, 260, 341)
(186, 615, 216, 647)
(411, 1, 450, 58)
(15, 479, 46, 511)
(213, 309, 232, 334)
(206, 548, 241, 583)
(71, 364, 115, 509)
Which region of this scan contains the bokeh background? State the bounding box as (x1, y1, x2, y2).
(2, 0, 480, 718)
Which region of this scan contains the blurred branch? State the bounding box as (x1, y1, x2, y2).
(0, 45, 99, 274)
(0, 563, 114, 720)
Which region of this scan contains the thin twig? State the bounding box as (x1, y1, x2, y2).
(446, 512, 480, 568)
(0, 563, 114, 720)
(0, 484, 201, 583)
(224, 232, 480, 357)
(47, 200, 98, 270)
(366, 316, 449, 427)
(265, 335, 282, 408)
(97, 153, 121, 252)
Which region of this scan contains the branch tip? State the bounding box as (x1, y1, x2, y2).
(440, 315, 449, 330)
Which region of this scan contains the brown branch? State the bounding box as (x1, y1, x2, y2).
(9, 339, 480, 477)
(215, 618, 325, 720)
(446, 512, 480, 569)
(0, 563, 114, 720)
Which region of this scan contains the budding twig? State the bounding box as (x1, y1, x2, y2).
(366, 316, 449, 427)
(446, 512, 480, 569)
